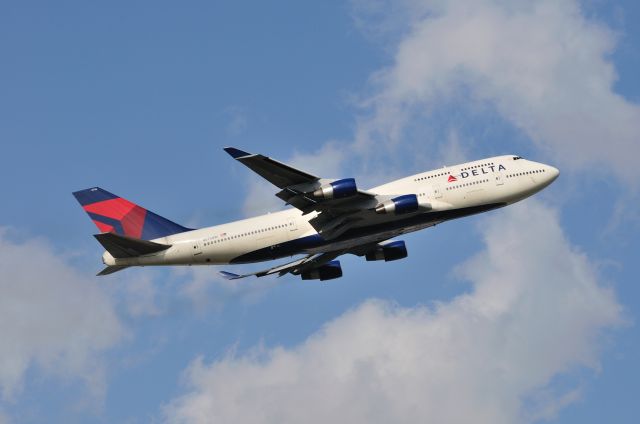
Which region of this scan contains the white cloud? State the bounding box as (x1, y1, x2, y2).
(437, 128, 470, 166)
(163, 201, 622, 424)
(160, 4, 634, 421)
(0, 229, 125, 401)
(241, 178, 286, 218)
(171, 266, 277, 316)
(352, 0, 640, 181)
(119, 273, 163, 318)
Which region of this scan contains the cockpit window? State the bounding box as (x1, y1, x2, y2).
(512, 156, 523, 160)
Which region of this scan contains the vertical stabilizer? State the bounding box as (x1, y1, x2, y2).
(73, 187, 192, 240)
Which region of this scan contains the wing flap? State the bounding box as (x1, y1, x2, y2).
(219, 256, 310, 280)
(219, 251, 343, 280)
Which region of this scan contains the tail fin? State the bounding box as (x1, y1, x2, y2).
(73, 187, 192, 240)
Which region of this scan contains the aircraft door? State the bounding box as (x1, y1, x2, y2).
(495, 171, 504, 186)
(287, 217, 298, 231)
(432, 184, 443, 199)
(192, 240, 203, 257)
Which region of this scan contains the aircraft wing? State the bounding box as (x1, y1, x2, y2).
(224, 147, 383, 239)
(219, 251, 344, 280)
(224, 147, 318, 189)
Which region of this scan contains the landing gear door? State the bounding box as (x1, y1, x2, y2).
(432, 184, 443, 199)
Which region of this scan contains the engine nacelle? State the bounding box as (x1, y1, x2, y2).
(375, 194, 419, 215)
(301, 260, 343, 281)
(313, 178, 358, 199)
(365, 240, 408, 262)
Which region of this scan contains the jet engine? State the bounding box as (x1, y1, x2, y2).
(313, 178, 358, 199)
(375, 194, 419, 215)
(365, 240, 408, 262)
(301, 260, 343, 281)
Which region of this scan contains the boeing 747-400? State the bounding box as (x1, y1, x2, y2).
(73, 148, 559, 280)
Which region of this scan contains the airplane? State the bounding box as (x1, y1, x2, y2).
(73, 148, 559, 280)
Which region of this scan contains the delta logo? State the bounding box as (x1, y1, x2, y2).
(447, 164, 507, 182)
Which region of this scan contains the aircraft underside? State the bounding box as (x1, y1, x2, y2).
(230, 202, 507, 264)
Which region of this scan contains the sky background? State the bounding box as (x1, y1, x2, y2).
(0, 1, 639, 423)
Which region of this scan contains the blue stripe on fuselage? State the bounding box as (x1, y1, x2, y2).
(230, 202, 506, 264)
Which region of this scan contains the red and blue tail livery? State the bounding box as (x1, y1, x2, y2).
(72, 187, 191, 240)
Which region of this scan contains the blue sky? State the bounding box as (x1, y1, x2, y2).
(1, 1, 639, 423)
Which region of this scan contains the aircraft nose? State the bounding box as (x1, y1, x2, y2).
(540, 164, 559, 186)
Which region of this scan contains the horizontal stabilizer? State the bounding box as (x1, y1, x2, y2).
(94, 232, 171, 259)
(97, 265, 130, 276)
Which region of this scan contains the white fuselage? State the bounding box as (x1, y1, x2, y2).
(102, 155, 559, 267)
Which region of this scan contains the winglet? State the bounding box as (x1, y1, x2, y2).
(219, 270, 243, 280)
(224, 147, 252, 159)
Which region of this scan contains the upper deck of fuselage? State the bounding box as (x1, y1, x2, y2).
(369, 155, 519, 194)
